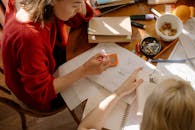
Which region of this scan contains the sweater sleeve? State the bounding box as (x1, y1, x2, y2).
(65, 2, 94, 28)
(16, 29, 57, 105)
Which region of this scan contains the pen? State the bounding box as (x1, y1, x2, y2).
(130, 14, 155, 20)
(100, 49, 107, 61)
(149, 57, 195, 63)
(150, 8, 162, 19)
(153, 39, 178, 59)
(131, 21, 146, 29)
(149, 59, 185, 63)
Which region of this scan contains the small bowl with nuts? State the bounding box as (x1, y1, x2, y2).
(155, 14, 183, 42)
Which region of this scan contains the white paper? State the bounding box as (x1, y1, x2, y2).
(157, 42, 195, 89)
(88, 43, 156, 97)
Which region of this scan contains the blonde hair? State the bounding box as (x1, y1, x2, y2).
(141, 78, 195, 130)
(19, 0, 55, 23)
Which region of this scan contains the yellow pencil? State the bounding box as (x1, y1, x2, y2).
(153, 39, 178, 59)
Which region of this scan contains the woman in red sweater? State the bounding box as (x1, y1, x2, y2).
(2, 0, 111, 111)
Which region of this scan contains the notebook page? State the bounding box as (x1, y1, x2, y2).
(157, 41, 195, 89)
(82, 84, 128, 130)
(59, 77, 103, 110)
(57, 43, 153, 105)
(88, 43, 156, 104)
(122, 100, 142, 130)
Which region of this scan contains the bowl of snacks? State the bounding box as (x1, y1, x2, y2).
(155, 14, 183, 42)
(140, 37, 161, 57)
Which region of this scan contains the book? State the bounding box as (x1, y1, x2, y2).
(88, 17, 132, 43)
(93, 4, 128, 17)
(148, 0, 177, 5)
(97, 0, 120, 5)
(89, 0, 134, 9)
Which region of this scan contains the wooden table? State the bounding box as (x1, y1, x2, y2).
(65, 0, 195, 123)
(66, 0, 194, 61)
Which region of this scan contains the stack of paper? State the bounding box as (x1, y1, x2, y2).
(147, 0, 177, 5)
(89, 0, 134, 9)
(88, 17, 132, 43)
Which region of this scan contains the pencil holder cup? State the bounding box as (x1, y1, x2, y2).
(155, 14, 183, 42)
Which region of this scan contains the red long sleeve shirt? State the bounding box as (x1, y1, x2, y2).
(2, 0, 93, 111)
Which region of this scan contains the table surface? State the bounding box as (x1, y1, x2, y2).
(66, 0, 194, 61)
(65, 0, 195, 123)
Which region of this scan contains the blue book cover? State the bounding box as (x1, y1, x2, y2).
(97, 0, 118, 4)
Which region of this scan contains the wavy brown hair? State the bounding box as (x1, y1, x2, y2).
(19, 0, 55, 23)
(141, 78, 195, 130)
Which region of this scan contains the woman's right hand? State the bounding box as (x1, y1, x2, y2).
(82, 53, 111, 76)
(115, 67, 144, 98)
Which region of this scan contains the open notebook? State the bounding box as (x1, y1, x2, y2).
(56, 43, 158, 112)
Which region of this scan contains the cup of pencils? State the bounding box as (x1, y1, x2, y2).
(155, 14, 183, 42)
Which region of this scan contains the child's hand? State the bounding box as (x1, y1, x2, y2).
(115, 67, 143, 98)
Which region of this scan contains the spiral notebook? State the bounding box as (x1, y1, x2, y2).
(82, 85, 142, 130)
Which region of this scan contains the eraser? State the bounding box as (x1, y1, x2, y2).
(108, 53, 118, 67)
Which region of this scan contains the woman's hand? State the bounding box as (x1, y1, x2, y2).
(54, 0, 86, 21)
(72, 0, 87, 16)
(115, 67, 144, 98)
(82, 53, 111, 76)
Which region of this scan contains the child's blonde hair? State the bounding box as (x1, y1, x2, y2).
(19, 0, 56, 22)
(141, 78, 195, 130)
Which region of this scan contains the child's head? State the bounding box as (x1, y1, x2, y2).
(141, 78, 195, 130)
(20, 0, 79, 22)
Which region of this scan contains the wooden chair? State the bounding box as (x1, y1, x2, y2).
(0, 68, 81, 130)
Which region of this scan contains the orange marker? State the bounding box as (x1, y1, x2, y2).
(136, 42, 141, 56)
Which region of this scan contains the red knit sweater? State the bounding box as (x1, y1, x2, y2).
(2, 0, 93, 111)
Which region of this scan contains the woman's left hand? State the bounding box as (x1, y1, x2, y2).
(72, 0, 87, 16)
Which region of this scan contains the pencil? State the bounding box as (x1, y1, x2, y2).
(153, 39, 178, 59)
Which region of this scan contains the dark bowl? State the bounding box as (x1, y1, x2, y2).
(140, 37, 161, 57)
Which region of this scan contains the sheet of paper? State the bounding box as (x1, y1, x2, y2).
(58, 77, 103, 110)
(183, 18, 195, 41)
(55, 62, 104, 110)
(157, 42, 195, 89)
(122, 100, 142, 130)
(88, 43, 156, 93)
